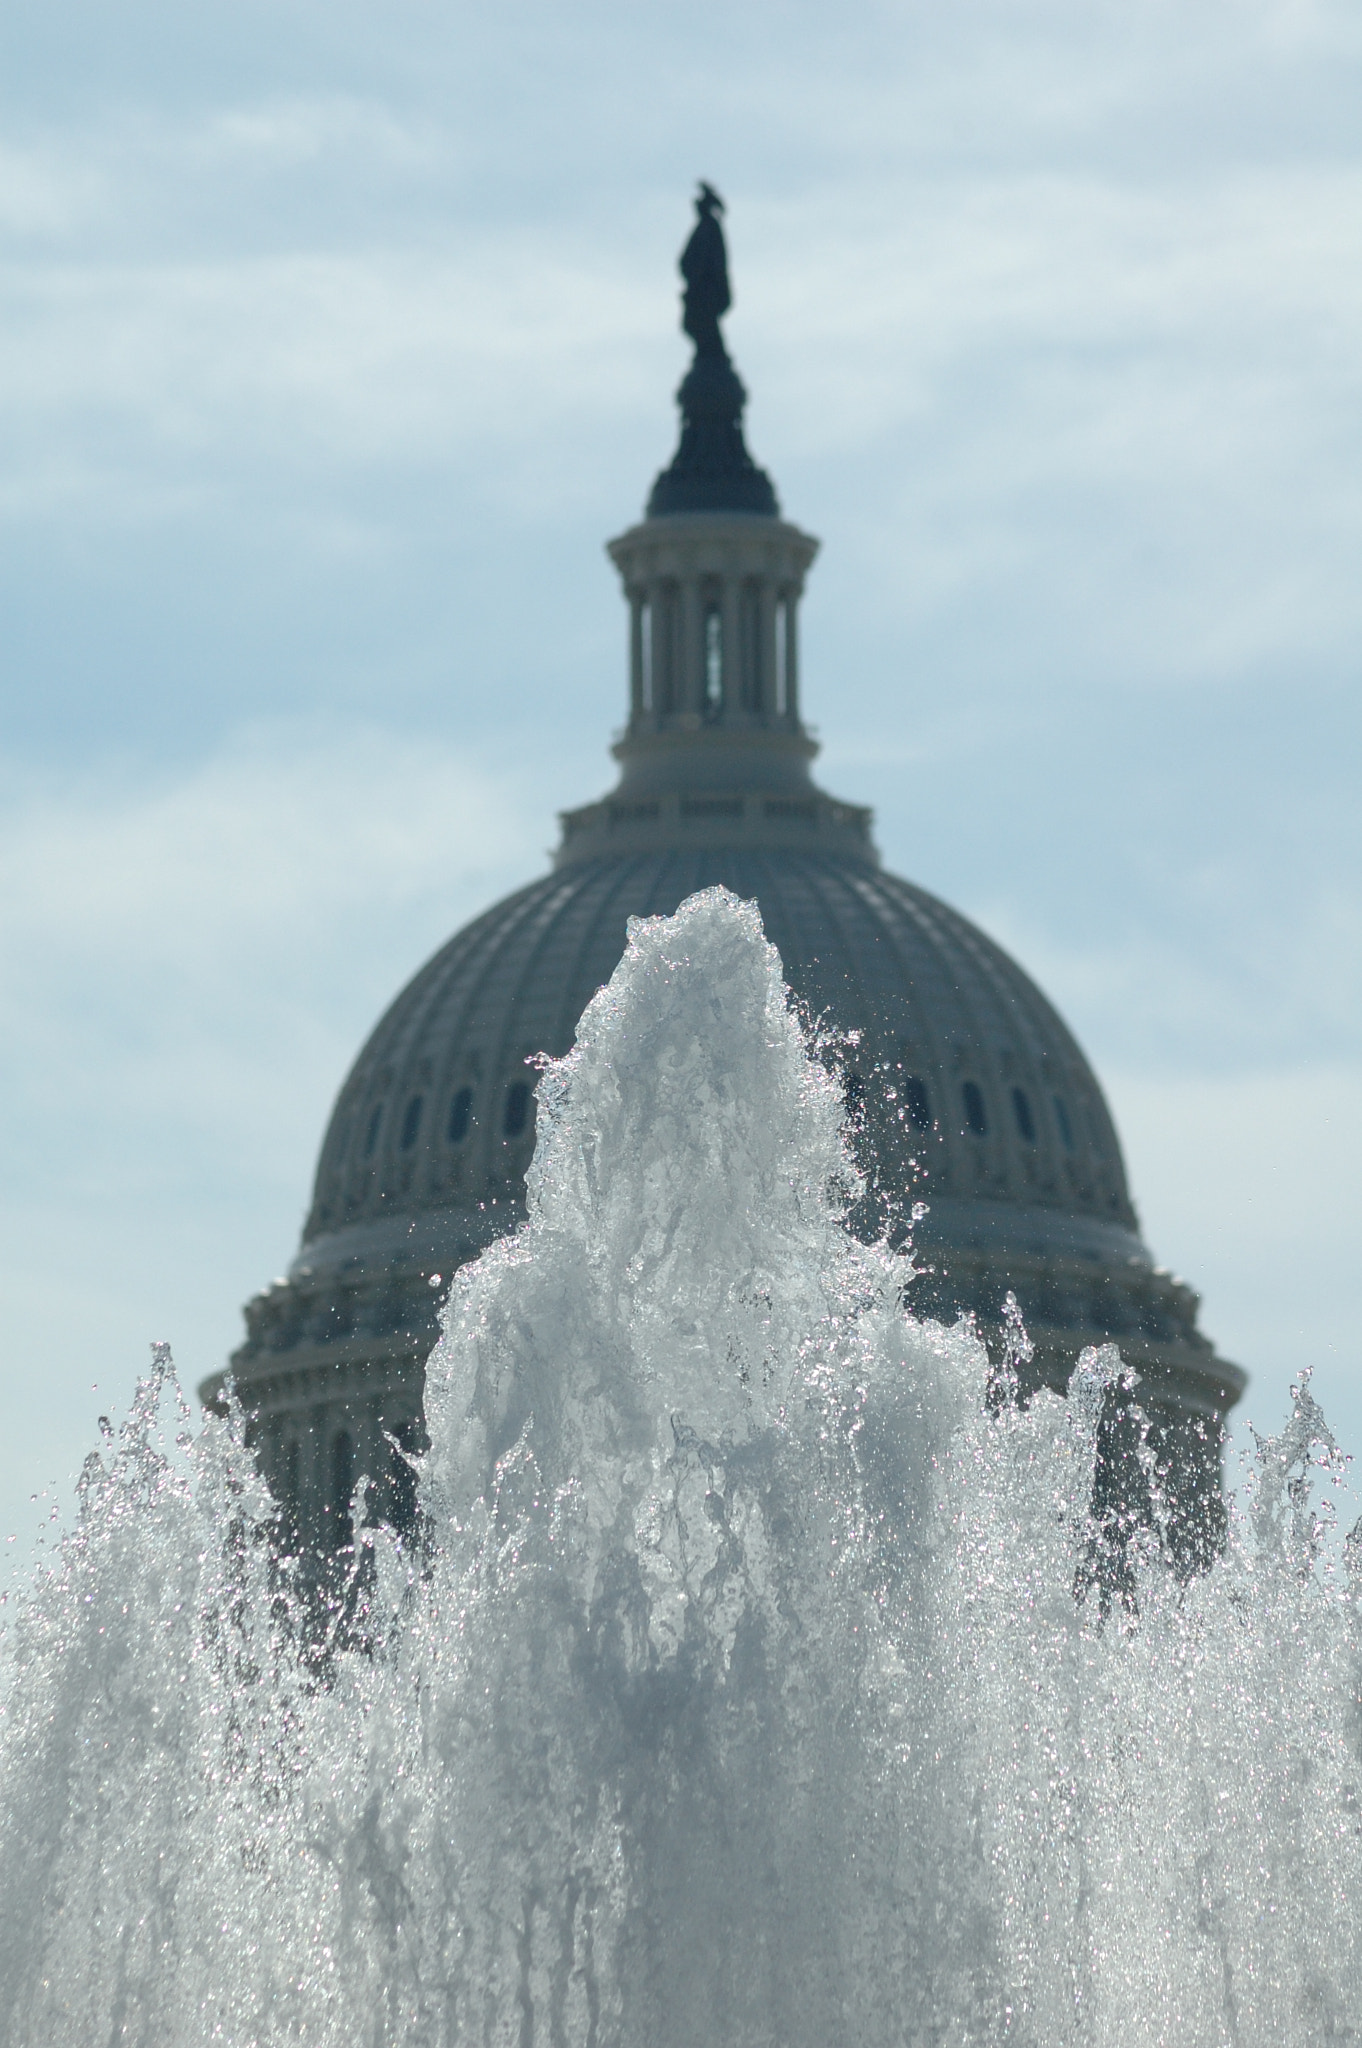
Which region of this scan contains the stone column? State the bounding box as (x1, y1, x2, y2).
(758, 582, 777, 716)
(649, 578, 671, 713)
(785, 593, 801, 722)
(628, 591, 644, 720)
(720, 574, 741, 715)
(681, 575, 705, 717)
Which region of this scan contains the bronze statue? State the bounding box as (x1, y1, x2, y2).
(680, 182, 732, 357)
(648, 182, 778, 518)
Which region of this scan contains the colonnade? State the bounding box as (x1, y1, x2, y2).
(609, 511, 819, 735)
(627, 575, 800, 721)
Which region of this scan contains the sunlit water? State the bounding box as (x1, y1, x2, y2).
(2, 889, 1359, 2046)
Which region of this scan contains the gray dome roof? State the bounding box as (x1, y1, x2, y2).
(303, 848, 1136, 1257)
(229, 832, 1242, 1502)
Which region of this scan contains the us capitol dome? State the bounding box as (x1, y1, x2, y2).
(204, 185, 1244, 1548)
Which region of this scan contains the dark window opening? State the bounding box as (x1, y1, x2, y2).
(1054, 1095, 1074, 1151)
(704, 606, 723, 715)
(330, 1428, 354, 1548)
(962, 1081, 988, 1136)
(503, 1080, 530, 1137)
(400, 1093, 424, 1150)
(903, 1076, 932, 1132)
(447, 1085, 473, 1144)
(1011, 1087, 1036, 1144)
(362, 1104, 383, 1157)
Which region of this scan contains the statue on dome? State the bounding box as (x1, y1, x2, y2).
(680, 182, 732, 357)
(646, 181, 779, 517)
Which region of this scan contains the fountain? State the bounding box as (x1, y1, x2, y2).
(2, 889, 1359, 2046)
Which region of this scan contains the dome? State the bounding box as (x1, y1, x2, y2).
(303, 847, 1141, 1260)
(209, 186, 1242, 1553)
(224, 836, 1240, 1531)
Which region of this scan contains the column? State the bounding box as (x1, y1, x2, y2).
(649, 578, 671, 714)
(720, 574, 741, 717)
(785, 593, 801, 722)
(681, 576, 705, 717)
(628, 590, 644, 721)
(758, 582, 777, 717)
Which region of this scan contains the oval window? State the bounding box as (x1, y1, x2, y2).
(400, 1093, 424, 1150)
(962, 1081, 988, 1136)
(1053, 1095, 1074, 1151)
(447, 1085, 473, 1144)
(503, 1080, 530, 1137)
(903, 1076, 931, 1132)
(362, 1104, 383, 1158)
(1011, 1087, 1036, 1143)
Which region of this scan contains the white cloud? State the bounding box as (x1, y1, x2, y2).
(974, 869, 1362, 1075)
(1, 108, 1358, 686)
(0, 140, 108, 239)
(0, 720, 549, 1228)
(1105, 1060, 1362, 1481)
(200, 95, 447, 174)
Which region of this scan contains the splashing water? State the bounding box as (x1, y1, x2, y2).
(2, 889, 1359, 2046)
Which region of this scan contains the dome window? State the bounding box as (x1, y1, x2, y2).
(503, 1080, 531, 1137)
(447, 1085, 473, 1144)
(329, 1429, 354, 1548)
(1053, 1095, 1074, 1151)
(362, 1104, 383, 1158)
(1011, 1087, 1036, 1144)
(962, 1081, 988, 1137)
(400, 1094, 424, 1150)
(903, 1076, 932, 1132)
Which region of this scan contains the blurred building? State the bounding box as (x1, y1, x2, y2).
(203, 190, 1243, 1552)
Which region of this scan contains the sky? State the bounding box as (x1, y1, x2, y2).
(2, 0, 1360, 1569)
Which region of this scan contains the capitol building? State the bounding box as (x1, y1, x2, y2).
(203, 188, 1244, 1552)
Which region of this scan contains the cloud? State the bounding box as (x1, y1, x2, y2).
(2, 84, 1359, 690)
(974, 874, 1362, 1076)
(199, 95, 447, 175)
(0, 139, 109, 239)
(0, 724, 542, 1179)
(1105, 1060, 1362, 1483)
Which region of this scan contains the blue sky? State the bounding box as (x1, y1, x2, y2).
(2, 0, 1360, 1564)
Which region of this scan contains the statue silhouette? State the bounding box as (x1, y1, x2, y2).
(647, 183, 779, 518)
(680, 182, 732, 357)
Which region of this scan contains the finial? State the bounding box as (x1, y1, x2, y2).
(646, 184, 778, 519)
